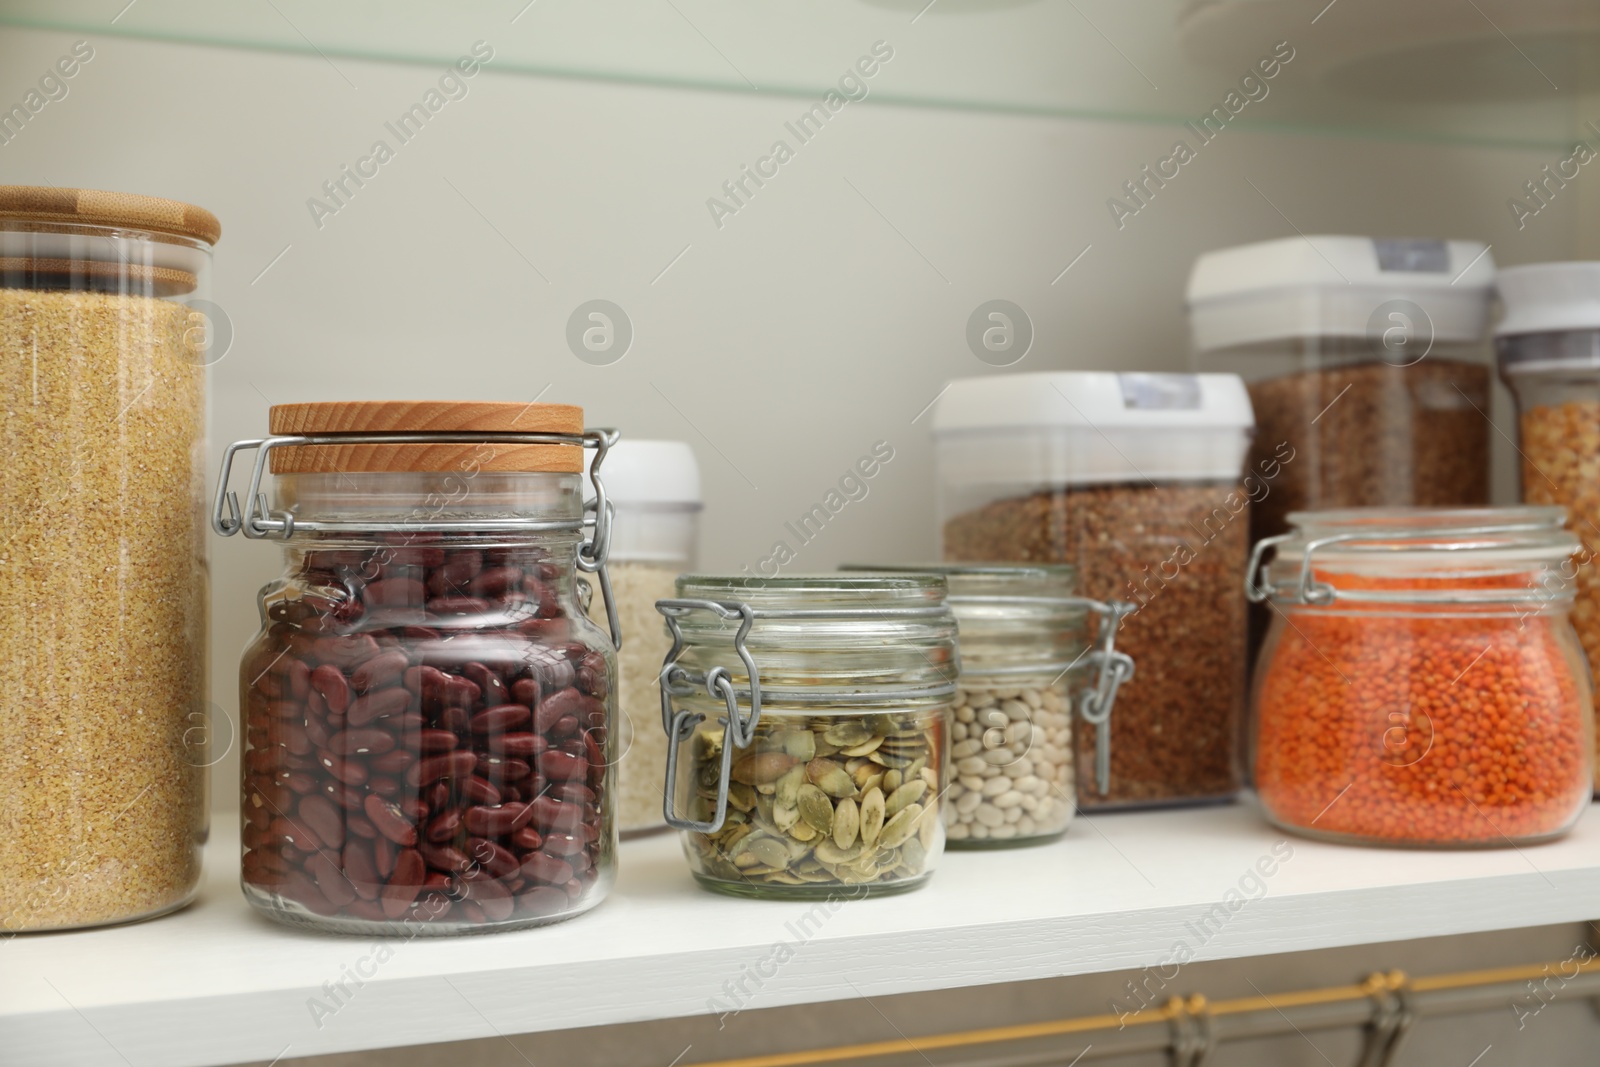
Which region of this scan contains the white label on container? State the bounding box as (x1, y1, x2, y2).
(1374, 238, 1449, 273)
(1118, 372, 1202, 410)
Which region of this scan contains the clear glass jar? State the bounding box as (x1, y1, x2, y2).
(934, 372, 1253, 811)
(1188, 236, 1497, 548)
(1248, 507, 1593, 848)
(659, 574, 956, 898)
(842, 564, 1134, 848)
(217, 402, 619, 934)
(1496, 262, 1600, 794)
(587, 440, 702, 837)
(0, 186, 219, 932)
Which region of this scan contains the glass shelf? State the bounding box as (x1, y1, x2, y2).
(1, 0, 1594, 150)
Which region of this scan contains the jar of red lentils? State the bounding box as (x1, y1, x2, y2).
(1247, 506, 1592, 847)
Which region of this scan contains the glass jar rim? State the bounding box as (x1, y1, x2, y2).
(1255, 505, 1581, 607)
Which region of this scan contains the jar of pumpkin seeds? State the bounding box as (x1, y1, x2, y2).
(657, 574, 956, 898)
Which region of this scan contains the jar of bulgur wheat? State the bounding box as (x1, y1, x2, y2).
(0, 186, 219, 931)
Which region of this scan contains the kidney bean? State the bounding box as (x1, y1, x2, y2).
(368, 775, 400, 799)
(526, 796, 585, 834)
(407, 751, 478, 787)
(445, 675, 481, 708)
(306, 688, 329, 720)
(435, 705, 471, 734)
(314, 634, 381, 669)
(426, 551, 483, 596)
(479, 757, 531, 784)
(424, 871, 453, 892)
(347, 687, 411, 727)
(509, 825, 544, 851)
(460, 775, 502, 806)
(296, 795, 345, 850)
(363, 794, 418, 846)
(549, 781, 595, 805)
(469, 566, 522, 598)
(538, 749, 587, 782)
(310, 665, 352, 714)
(373, 834, 398, 879)
(419, 842, 474, 874)
(318, 751, 369, 787)
(266, 815, 322, 854)
(282, 870, 340, 916)
(461, 874, 515, 920)
(471, 704, 531, 736)
(347, 814, 378, 839)
(351, 650, 410, 693)
(535, 687, 600, 734)
(575, 664, 608, 701)
(327, 727, 396, 756)
(414, 728, 459, 754)
(370, 748, 416, 775)
(541, 832, 585, 857)
(327, 781, 367, 812)
(305, 852, 358, 907)
(426, 781, 452, 812)
(303, 715, 331, 749)
(339, 841, 381, 899)
(382, 849, 427, 918)
(585, 731, 605, 788)
(284, 770, 318, 796)
(466, 838, 521, 881)
(550, 715, 579, 740)
(365, 576, 426, 608)
(510, 677, 540, 708)
(426, 808, 465, 843)
(266, 700, 305, 722)
(464, 803, 535, 837)
(488, 732, 546, 760)
(519, 852, 573, 886)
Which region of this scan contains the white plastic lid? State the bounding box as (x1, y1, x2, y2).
(932, 371, 1254, 485)
(583, 439, 702, 507)
(1495, 263, 1600, 336)
(1186, 235, 1495, 351)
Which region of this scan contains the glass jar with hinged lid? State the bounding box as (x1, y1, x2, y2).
(215, 401, 622, 934)
(657, 574, 956, 898)
(842, 564, 1134, 848)
(1248, 506, 1592, 848)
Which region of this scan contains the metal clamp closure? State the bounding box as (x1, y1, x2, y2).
(211, 427, 622, 649)
(1246, 522, 1569, 607)
(656, 599, 761, 834)
(1074, 597, 1137, 797)
(1355, 971, 1413, 1067)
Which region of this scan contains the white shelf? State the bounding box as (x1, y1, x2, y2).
(5, 803, 1600, 1067)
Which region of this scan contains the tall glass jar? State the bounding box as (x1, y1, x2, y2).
(841, 564, 1134, 848)
(1248, 507, 1592, 848)
(586, 440, 702, 837)
(1496, 262, 1600, 794)
(659, 575, 956, 898)
(0, 186, 219, 932)
(216, 402, 619, 934)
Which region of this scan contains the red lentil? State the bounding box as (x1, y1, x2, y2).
(1255, 573, 1592, 846)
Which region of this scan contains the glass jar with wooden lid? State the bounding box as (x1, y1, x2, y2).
(0, 186, 220, 932)
(216, 401, 621, 934)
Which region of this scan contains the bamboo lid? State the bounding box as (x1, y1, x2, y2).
(267, 401, 585, 474)
(0, 186, 221, 245)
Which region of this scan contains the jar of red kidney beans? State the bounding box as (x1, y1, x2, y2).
(214, 401, 621, 935)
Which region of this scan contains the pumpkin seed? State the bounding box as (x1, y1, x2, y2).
(773, 801, 801, 833)
(859, 786, 886, 849)
(879, 802, 923, 848)
(823, 720, 873, 747)
(886, 779, 927, 817)
(807, 758, 857, 798)
(797, 783, 834, 835)
(731, 751, 798, 785)
(776, 764, 806, 808)
(814, 839, 861, 864)
(882, 769, 902, 793)
(746, 836, 791, 869)
(781, 730, 817, 761)
(789, 819, 818, 842)
(728, 782, 757, 812)
(839, 735, 884, 757)
(833, 797, 860, 849)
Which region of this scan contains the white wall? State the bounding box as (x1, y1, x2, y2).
(0, 26, 1587, 804)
